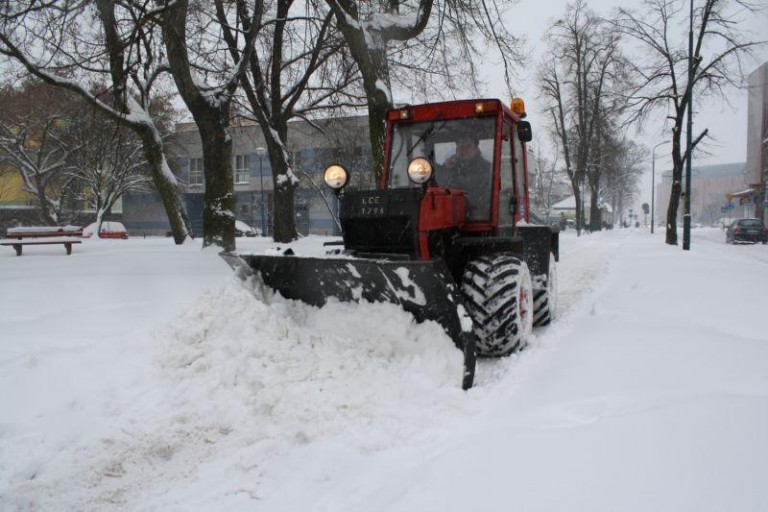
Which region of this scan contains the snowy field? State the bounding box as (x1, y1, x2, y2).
(1, 227, 766, 511)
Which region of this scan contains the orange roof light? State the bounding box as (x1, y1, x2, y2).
(387, 108, 411, 121)
(510, 97, 527, 118)
(474, 101, 498, 115)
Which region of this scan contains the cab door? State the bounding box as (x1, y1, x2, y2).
(497, 122, 516, 235)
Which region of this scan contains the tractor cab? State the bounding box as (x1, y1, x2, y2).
(386, 116, 496, 222)
(383, 99, 532, 233)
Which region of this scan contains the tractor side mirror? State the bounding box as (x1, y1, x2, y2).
(517, 121, 532, 143)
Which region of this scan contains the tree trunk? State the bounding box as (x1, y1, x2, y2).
(199, 118, 236, 251)
(35, 183, 56, 225)
(161, 0, 237, 250)
(360, 42, 391, 183)
(363, 77, 389, 184)
(572, 179, 583, 234)
(266, 122, 298, 242)
(665, 127, 684, 245)
(272, 176, 296, 242)
(589, 178, 602, 231)
(665, 160, 682, 245)
(97, 0, 192, 244)
(333, 21, 391, 184)
(138, 129, 192, 245)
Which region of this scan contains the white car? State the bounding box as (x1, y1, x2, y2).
(83, 221, 129, 239)
(235, 220, 260, 237)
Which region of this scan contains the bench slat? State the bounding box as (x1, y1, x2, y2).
(1, 238, 82, 256)
(6, 226, 84, 239)
(1, 238, 82, 245)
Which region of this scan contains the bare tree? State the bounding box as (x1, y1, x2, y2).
(537, 0, 632, 233)
(68, 107, 152, 234)
(0, 82, 82, 225)
(614, 0, 763, 245)
(221, 0, 361, 242)
(323, 0, 433, 182)
(325, 0, 527, 182)
(602, 136, 644, 226)
(0, 1, 194, 244)
(390, 1, 527, 103)
(539, 58, 580, 229)
(157, 0, 261, 250)
(530, 147, 564, 219)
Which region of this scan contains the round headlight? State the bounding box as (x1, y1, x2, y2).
(407, 157, 433, 184)
(323, 164, 349, 190)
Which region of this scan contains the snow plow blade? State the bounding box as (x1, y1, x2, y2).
(220, 252, 475, 389)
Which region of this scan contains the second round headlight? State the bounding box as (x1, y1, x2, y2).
(323, 164, 349, 190)
(407, 157, 434, 184)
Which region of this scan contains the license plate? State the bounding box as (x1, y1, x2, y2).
(359, 194, 386, 217)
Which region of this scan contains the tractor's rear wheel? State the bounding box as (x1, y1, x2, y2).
(460, 254, 533, 356)
(533, 253, 557, 327)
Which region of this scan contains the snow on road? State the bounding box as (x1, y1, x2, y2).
(1, 228, 766, 511)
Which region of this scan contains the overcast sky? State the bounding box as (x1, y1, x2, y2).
(479, 0, 768, 175)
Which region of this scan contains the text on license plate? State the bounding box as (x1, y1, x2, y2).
(361, 206, 386, 216)
(360, 195, 386, 216)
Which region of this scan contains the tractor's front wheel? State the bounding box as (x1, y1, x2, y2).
(533, 253, 557, 327)
(460, 254, 533, 356)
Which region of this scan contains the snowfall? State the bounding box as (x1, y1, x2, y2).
(1, 227, 766, 512)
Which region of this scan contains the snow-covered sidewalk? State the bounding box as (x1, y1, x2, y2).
(1, 229, 766, 511)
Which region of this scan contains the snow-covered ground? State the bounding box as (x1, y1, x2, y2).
(1, 228, 766, 511)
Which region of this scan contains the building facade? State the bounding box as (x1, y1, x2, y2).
(742, 62, 768, 222)
(652, 62, 767, 227)
(655, 162, 749, 226)
(122, 115, 373, 237)
(0, 170, 122, 233)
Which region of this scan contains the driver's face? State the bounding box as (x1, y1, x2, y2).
(456, 138, 478, 159)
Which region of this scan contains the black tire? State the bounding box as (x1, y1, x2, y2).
(460, 254, 533, 357)
(532, 253, 557, 327)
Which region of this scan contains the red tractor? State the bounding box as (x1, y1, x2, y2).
(223, 98, 559, 389)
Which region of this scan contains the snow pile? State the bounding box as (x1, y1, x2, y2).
(157, 275, 467, 442)
(2, 262, 470, 511)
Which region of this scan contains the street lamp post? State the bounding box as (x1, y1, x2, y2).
(255, 146, 267, 236)
(683, 0, 694, 250)
(651, 140, 670, 234)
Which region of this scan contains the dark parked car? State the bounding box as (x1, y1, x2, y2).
(725, 218, 767, 244)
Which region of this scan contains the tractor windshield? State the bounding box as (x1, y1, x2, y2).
(387, 117, 497, 221)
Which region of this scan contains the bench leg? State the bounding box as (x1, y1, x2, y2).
(65, 242, 72, 255)
(13, 244, 22, 256)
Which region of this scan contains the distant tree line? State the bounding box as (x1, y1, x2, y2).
(536, 0, 760, 241)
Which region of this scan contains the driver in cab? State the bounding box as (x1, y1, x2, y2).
(439, 135, 492, 219)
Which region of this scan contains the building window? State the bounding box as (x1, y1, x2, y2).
(291, 150, 302, 169)
(235, 154, 251, 184)
(189, 158, 204, 186)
